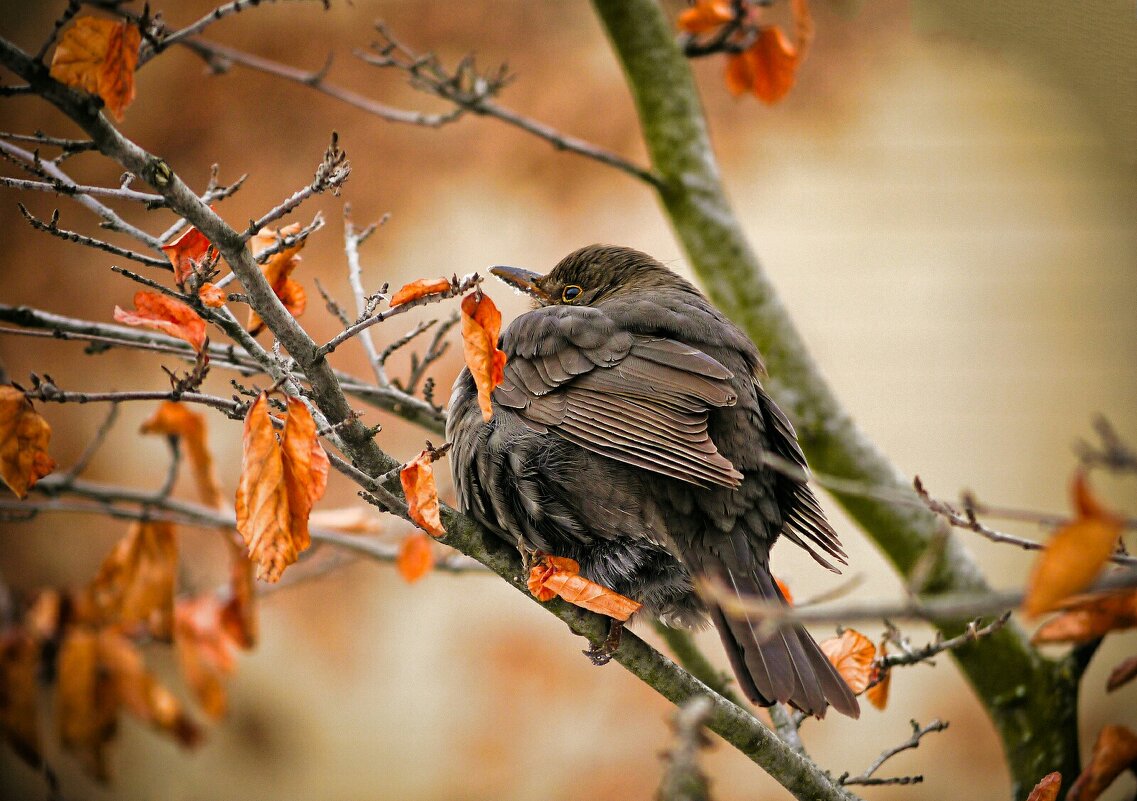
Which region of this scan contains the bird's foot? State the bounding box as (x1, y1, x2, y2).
(583, 619, 624, 666)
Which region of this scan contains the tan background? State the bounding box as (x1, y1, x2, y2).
(1, 1, 1135, 799)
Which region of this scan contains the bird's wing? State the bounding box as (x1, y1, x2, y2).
(494, 306, 743, 489)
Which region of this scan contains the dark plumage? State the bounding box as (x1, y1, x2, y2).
(447, 245, 858, 718)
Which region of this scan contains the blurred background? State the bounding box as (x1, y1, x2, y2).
(1, 1, 1135, 799)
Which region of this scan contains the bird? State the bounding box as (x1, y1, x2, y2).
(447, 244, 859, 718)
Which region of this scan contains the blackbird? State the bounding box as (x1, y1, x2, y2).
(447, 244, 859, 718)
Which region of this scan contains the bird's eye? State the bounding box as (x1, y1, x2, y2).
(561, 285, 582, 302)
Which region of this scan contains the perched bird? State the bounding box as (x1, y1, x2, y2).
(447, 244, 858, 718)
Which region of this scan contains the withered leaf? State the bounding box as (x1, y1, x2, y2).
(1069, 725, 1137, 801)
(57, 627, 117, 782)
(1025, 772, 1062, 801)
(49, 17, 141, 120)
(0, 386, 55, 499)
(280, 395, 329, 555)
(742, 27, 799, 104)
(0, 628, 42, 766)
(460, 292, 507, 422)
(396, 533, 435, 583)
(1024, 473, 1124, 618)
(114, 291, 207, 353)
(85, 520, 178, 640)
(198, 283, 227, 308)
(162, 224, 214, 288)
(819, 629, 876, 695)
(676, 0, 734, 34)
(1032, 590, 1137, 644)
(390, 277, 453, 307)
(527, 555, 643, 621)
(220, 554, 258, 650)
(400, 449, 446, 538)
(866, 642, 890, 711)
(141, 401, 223, 509)
(175, 597, 237, 719)
(247, 223, 306, 334)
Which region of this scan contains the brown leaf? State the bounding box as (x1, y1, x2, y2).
(0, 628, 42, 766)
(247, 223, 305, 334)
(461, 292, 507, 422)
(676, 0, 734, 34)
(745, 27, 799, 104)
(1026, 772, 1062, 801)
(197, 283, 227, 308)
(220, 554, 258, 650)
(280, 396, 329, 555)
(175, 597, 237, 719)
(235, 393, 292, 582)
(114, 291, 207, 353)
(397, 533, 435, 583)
(820, 629, 876, 694)
(866, 642, 890, 710)
(528, 555, 643, 621)
(0, 386, 55, 499)
(161, 224, 215, 288)
(84, 520, 178, 640)
(1069, 725, 1137, 801)
(49, 17, 141, 120)
(141, 401, 223, 509)
(1106, 655, 1137, 693)
(390, 277, 453, 307)
(400, 449, 446, 538)
(96, 629, 200, 747)
(1032, 590, 1137, 643)
(57, 627, 117, 781)
(1024, 473, 1124, 618)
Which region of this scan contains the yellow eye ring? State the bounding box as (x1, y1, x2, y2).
(562, 285, 582, 302)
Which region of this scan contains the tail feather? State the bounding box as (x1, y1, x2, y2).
(713, 567, 860, 719)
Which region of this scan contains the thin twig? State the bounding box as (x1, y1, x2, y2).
(343, 204, 389, 386)
(58, 401, 121, 484)
(838, 720, 949, 787)
(16, 204, 169, 269)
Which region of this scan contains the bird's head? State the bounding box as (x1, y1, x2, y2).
(491, 244, 696, 308)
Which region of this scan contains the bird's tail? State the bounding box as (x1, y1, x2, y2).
(709, 566, 860, 719)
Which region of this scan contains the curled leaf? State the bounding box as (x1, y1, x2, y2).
(162, 224, 215, 288)
(461, 292, 507, 422)
(0, 386, 55, 499)
(1069, 725, 1137, 801)
(141, 401, 222, 509)
(175, 597, 237, 719)
(396, 533, 435, 583)
(0, 628, 42, 766)
(400, 449, 446, 538)
(390, 277, 452, 307)
(1023, 473, 1124, 618)
(198, 283, 227, 308)
(280, 396, 330, 555)
(114, 291, 207, 353)
(1026, 772, 1062, 801)
(247, 223, 306, 334)
(527, 555, 643, 621)
(1032, 590, 1137, 644)
(220, 554, 258, 650)
(677, 0, 734, 34)
(84, 520, 178, 640)
(819, 629, 876, 695)
(865, 642, 890, 710)
(49, 17, 141, 120)
(57, 627, 116, 781)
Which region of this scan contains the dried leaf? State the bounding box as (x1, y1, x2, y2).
(280, 396, 329, 555)
(96, 629, 200, 747)
(25, 589, 63, 641)
(1069, 725, 1137, 801)
(247, 223, 305, 334)
(57, 627, 117, 781)
(397, 533, 435, 583)
(528, 555, 643, 621)
(197, 283, 227, 308)
(865, 641, 890, 710)
(1106, 655, 1137, 693)
(677, 0, 735, 34)
(235, 393, 291, 582)
(49, 17, 141, 120)
(461, 292, 507, 422)
(390, 277, 452, 307)
(0, 628, 41, 765)
(220, 554, 258, 650)
(0, 386, 55, 499)
(141, 401, 223, 509)
(820, 629, 876, 694)
(161, 225, 214, 288)
(1024, 473, 1124, 618)
(1026, 772, 1062, 801)
(175, 597, 236, 719)
(85, 520, 178, 640)
(400, 449, 446, 538)
(114, 291, 207, 353)
(1032, 590, 1137, 643)
(746, 27, 799, 104)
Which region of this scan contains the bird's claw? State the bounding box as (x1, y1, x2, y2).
(583, 619, 624, 666)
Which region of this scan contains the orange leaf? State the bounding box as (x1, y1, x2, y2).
(461, 292, 507, 422)
(866, 643, 890, 710)
(280, 396, 329, 555)
(49, 17, 141, 120)
(220, 555, 258, 650)
(114, 291, 207, 353)
(141, 401, 222, 509)
(819, 629, 875, 694)
(0, 386, 55, 499)
(235, 393, 292, 582)
(1023, 473, 1124, 618)
(247, 223, 305, 334)
(1032, 590, 1137, 643)
(397, 533, 435, 583)
(746, 27, 799, 104)
(175, 597, 237, 719)
(197, 283, 227, 308)
(84, 520, 178, 639)
(790, 0, 814, 65)
(528, 555, 642, 621)
(0, 628, 42, 765)
(1069, 725, 1137, 801)
(1026, 772, 1062, 801)
(1106, 655, 1137, 693)
(400, 449, 446, 538)
(161, 225, 215, 288)
(677, 0, 734, 34)
(96, 629, 200, 747)
(390, 277, 453, 307)
(57, 627, 117, 781)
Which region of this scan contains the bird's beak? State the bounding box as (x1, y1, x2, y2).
(490, 265, 552, 303)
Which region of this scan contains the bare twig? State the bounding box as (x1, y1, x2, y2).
(1, 174, 163, 203)
(16, 204, 169, 269)
(838, 720, 949, 787)
(657, 696, 714, 801)
(1078, 416, 1137, 473)
(144, 0, 330, 61)
(342, 204, 390, 386)
(58, 401, 121, 484)
(877, 613, 1012, 671)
